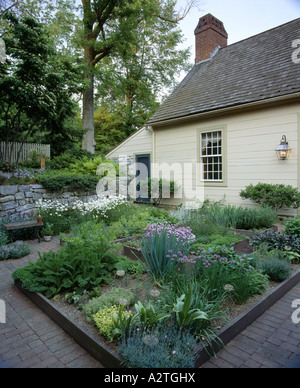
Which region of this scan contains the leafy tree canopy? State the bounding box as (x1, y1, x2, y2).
(0, 12, 84, 160)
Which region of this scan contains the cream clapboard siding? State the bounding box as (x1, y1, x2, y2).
(106, 127, 153, 160)
(154, 103, 300, 214)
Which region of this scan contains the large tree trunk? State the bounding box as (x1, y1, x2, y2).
(82, 71, 95, 153)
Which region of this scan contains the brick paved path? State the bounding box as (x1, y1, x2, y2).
(0, 238, 103, 368)
(1, 237, 300, 368)
(202, 281, 300, 368)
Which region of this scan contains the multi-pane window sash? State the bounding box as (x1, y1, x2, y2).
(200, 131, 223, 181)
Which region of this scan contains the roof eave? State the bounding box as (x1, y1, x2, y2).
(149, 92, 300, 129)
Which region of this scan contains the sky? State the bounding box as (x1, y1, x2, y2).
(176, 0, 300, 63)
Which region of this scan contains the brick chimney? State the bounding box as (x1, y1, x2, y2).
(194, 14, 228, 63)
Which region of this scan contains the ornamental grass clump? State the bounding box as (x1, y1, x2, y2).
(141, 223, 195, 283)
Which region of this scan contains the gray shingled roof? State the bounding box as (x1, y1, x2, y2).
(148, 18, 300, 125)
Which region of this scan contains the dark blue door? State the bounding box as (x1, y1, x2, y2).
(135, 154, 151, 202)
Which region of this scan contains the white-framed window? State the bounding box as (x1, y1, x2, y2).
(200, 130, 223, 181)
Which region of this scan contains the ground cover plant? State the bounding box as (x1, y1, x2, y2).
(11, 198, 298, 368)
(0, 168, 45, 185)
(0, 241, 30, 261)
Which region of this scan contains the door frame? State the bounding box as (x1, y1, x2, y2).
(134, 153, 151, 202)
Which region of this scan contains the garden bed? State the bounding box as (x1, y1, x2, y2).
(10, 198, 300, 368)
(15, 266, 300, 368)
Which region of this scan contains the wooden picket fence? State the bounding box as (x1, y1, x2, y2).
(0, 142, 51, 164)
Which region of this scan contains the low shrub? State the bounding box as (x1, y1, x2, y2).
(240, 183, 300, 210)
(0, 241, 30, 260)
(49, 150, 119, 176)
(36, 171, 99, 192)
(49, 149, 94, 170)
(257, 258, 292, 282)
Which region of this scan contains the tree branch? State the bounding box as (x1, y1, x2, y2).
(154, 0, 202, 23)
(0, 1, 20, 17)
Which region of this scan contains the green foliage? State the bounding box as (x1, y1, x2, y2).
(190, 233, 243, 253)
(0, 241, 30, 260)
(250, 244, 292, 282)
(41, 223, 54, 237)
(83, 287, 136, 323)
(140, 178, 177, 206)
(119, 325, 197, 369)
(49, 149, 94, 170)
(94, 0, 192, 148)
(93, 306, 127, 340)
(36, 171, 99, 192)
(193, 246, 269, 303)
(205, 202, 278, 230)
(0, 228, 9, 247)
(240, 183, 300, 210)
(140, 229, 182, 283)
(0, 12, 83, 159)
(172, 289, 210, 332)
(134, 301, 171, 330)
(251, 230, 300, 253)
(12, 223, 117, 298)
(284, 217, 300, 237)
(22, 151, 50, 169)
(109, 205, 176, 239)
(257, 259, 292, 282)
(110, 215, 150, 239)
(115, 256, 146, 276)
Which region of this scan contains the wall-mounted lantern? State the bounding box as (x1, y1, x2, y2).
(275, 135, 291, 160)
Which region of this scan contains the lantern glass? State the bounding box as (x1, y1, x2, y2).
(275, 136, 291, 160)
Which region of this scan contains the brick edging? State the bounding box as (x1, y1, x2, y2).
(15, 269, 300, 368)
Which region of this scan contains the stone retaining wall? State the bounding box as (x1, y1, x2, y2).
(0, 184, 98, 217)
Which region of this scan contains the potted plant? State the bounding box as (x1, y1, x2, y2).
(36, 211, 43, 223)
(42, 223, 54, 242)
